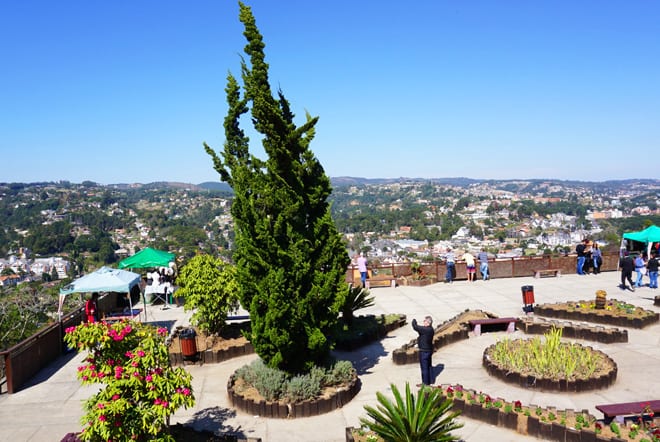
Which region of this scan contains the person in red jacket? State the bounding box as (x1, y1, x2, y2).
(85, 292, 99, 323)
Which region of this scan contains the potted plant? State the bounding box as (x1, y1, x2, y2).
(595, 290, 607, 310)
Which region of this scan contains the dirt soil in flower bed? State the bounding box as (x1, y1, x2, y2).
(535, 299, 659, 328)
(169, 322, 251, 355)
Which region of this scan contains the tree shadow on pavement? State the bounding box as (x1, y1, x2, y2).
(333, 339, 388, 375)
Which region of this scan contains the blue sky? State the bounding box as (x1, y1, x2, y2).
(2, 1, 659, 184)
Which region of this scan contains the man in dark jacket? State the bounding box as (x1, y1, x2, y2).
(412, 316, 434, 385)
(619, 252, 635, 291)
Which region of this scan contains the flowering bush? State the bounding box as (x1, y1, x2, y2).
(64, 320, 195, 441)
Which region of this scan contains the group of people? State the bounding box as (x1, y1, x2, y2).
(619, 250, 659, 291)
(443, 248, 490, 283)
(575, 239, 603, 275)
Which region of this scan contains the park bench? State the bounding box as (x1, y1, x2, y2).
(354, 269, 397, 288)
(595, 400, 660, 423)
(534, 268, 561, 278)
(468, 317, 517, 336)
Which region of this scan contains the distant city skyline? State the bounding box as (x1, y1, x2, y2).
(2, 1, 659, 184)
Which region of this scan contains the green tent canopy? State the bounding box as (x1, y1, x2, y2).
(118, 247, 175, 269)
(622, 225, 660, 244)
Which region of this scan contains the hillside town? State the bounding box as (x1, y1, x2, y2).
(1, 178, 659, 284)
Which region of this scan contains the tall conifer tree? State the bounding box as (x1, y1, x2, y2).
(205, 2, 350, 373)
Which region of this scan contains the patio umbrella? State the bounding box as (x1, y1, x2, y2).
(118, 247, 175, 269)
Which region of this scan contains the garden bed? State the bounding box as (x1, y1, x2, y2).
(392, 309, 494, 365)
(534, 299, 659, 328)
(483, 341, 618, 392)
(435, 384, 660, 441)
(516, 316, 629, 344)
(227, 370, 361, 419)
(333, 314, 406, 351)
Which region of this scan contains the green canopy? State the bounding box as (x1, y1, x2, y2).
(622, 225, 660, 244)
(118, 247, 175, 269)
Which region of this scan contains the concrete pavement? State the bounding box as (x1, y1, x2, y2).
(0, 270, 659, 442)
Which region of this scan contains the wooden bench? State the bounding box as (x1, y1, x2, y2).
(366, 275, 397, 289)
(354, 269, 397, 288)
(595, 400, 660, 423)
(534, 268, 561, 278)
(468, 317, 517, 336)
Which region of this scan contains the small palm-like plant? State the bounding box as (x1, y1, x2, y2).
(341, 285, 375, 326)
(360, 383, 463, 442)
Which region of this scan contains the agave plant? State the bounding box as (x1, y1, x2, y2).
(341, 285, 375, 326)
(360, 383, 463, 442)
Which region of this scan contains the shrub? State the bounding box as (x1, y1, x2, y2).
(329, 360, 356, 385)
(360, 383, 463, 442)
(285, 374, 322, 402)
(235, 359, 355, 402)
(64, 320, 194, 442)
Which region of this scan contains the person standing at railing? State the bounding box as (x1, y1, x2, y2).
(478, 248, 489, 280)
(576, 239, 588, 275)
(357, 252, 368, 288)
(444, 248, 455, 283)
(591, 243, 602, 275)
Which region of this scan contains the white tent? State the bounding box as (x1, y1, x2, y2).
(58, 267, 142, 320)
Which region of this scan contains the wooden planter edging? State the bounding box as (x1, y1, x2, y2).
(227, 371, 361, 419)
(335, 314, 407, 351)
(482, 344, 617, 392)
(431, 385, 642, 442)
(534, 302, 659, 329)
(516, 317, 628, 344)
(392, 309, 494, 365)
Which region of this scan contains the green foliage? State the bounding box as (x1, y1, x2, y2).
(63, 320, 195, 441)
(204, 2, 350, 374)
(488, 327, 604, 380)
(360, 383, 463, 442)
(285, 374, 322, 402)
(341, 285, 375, 326)
(175, 254, 239, 334)
(235, 359, 355, 402)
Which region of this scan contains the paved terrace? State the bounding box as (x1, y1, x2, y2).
(0, 270, 658, 442)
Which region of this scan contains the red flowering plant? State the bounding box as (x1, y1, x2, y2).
(64, 320, 195, 441)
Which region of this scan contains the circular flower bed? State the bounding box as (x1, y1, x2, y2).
(534, 299, 659, 328)
(483, 328, 617, 392)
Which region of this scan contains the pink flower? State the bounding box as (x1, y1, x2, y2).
(157, 327, 168, 336)
(145, 375, 153, 382)
(112, 394, 120, 401)
(125, 351, 133, 358)
(97, 403, 105, 409)
(82, 376, 88, 381)
(182, 388, 191, 396)
(154, 398, 161, 405)
(98, 415, 106, 422)
(160, 401, 168, 408)
(137, 350, 145, 357)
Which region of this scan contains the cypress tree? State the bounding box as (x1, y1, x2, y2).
(205, 2, 350, 374)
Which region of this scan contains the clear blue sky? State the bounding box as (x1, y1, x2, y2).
(2, 1, 659, 184)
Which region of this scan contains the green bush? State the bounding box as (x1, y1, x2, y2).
(236, 359, 355, 402)
(328, 360, 355, 385)
(285, 374, 322, 402)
